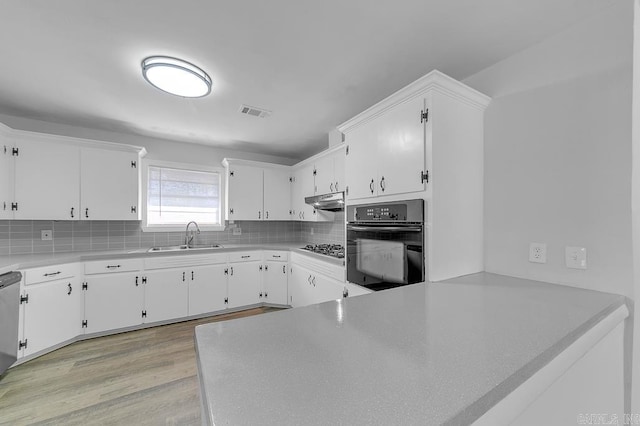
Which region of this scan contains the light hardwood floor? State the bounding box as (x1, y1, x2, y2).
(0, 307, 281, 426)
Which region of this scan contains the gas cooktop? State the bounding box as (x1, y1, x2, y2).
(301, 244, 345, 259)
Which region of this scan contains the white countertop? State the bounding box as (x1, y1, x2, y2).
(0, 242, 345, 274)
(194, 272, 628, 425)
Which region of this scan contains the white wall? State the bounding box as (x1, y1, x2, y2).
(464, 0, 634, 298)
(0, 113, 297, 167)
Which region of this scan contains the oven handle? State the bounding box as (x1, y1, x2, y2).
(348, 225, 423, 232)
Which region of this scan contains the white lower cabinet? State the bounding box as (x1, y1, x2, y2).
(290, 263, 345, 308)
(188, 264, 228, 316)
(227, 261, 261, 309)
(83, 271, 144, 334)
(19, 275, 83, 357)
(262, 251, 289, 306)
(144, 268, 189, 323)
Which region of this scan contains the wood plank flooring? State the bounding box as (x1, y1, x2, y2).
(0, 307, 281, 426)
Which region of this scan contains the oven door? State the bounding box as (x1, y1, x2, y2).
(346, 223, 424, 291)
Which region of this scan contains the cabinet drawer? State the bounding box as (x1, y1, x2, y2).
(144, 253, 228, 270)
(228, 251, 262, 263)
(85, 258, 143, 275)
(24, 263, 81, 285)
(263, 250, 288, 262)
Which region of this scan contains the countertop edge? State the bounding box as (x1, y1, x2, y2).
(458, 298, 630, 425)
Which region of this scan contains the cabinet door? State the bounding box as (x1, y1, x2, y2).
(263, 261, 288, 305)
(189, 264, 227, 316)
(313, 274, 345, 305)
(313, 154, 334, 195)
(333, 148, 346, 194)
(144, 269, 189, 323)
(263, 168, 291, 221)
(0, 141, 14, 219)
(22, 277, 83, 357)
(81, 148, 139, 220)
(344, 122, 378, 200)
(375, 96, 426, 196)
(227, 262, 261, 308)
(84, 272, 143, 334)
(227, 165, 263, 220)
(291, 165, 312, 221)
(14, 137, 80, 220)
(289, 264, 314, 308)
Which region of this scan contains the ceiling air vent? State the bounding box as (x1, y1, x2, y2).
(239, 104, 272, 118)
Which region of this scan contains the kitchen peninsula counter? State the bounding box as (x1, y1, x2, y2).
(194, 272, 629, 425)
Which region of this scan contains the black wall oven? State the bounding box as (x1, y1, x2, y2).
(346, 199, 424, 291)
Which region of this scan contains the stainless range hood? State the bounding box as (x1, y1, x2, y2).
(305, 192, 345, 211)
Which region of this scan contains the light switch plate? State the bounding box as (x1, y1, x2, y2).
(41, 230, 52, 241)
(565, 246, 587, 269)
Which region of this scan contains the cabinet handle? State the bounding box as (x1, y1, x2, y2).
(70, 207, 74, 218)
(44, 271, 61, 277)
(67, 283, 72, 295)
(330, 182, 334, 192)
(266, 211, 269, 219)
(258, 211, 261, 219)
(273, 255, 281, 258)
(312, 276, 316, 286)
(308, 275, 312, 284)
(241, 255, 251, 259)
(369, 179, 374, 194)
(335, 182, 339, 191)
(85, 207, 89, 218)
(192, 271, 194, 280)
(380, 176, 386, 192)
(182, 272, 186, 282)
(106, 265, 121, 269)
(265, 292, 268, 298)
(230, 267, 234, 276)
(299, 212, 302, 219)
(282, 265, 286, 274)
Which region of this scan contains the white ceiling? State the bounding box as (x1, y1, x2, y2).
(0, 0, 616, 160)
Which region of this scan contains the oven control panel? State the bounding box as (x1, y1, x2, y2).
(348, 199, 424, 223)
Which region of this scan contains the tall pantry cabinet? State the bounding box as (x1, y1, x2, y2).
(338, 70, 491, 282)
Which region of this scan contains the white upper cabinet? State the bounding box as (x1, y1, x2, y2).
(263, 167, 291, 220)
(1, 124, 144, 221)
(14, 136, 80, 220)
(313, 146, 345, 195)
(224, 159, 292, 221)
(0, 134, 15, 219)
(81, 148, 140, 221)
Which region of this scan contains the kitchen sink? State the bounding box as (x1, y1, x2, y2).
(147, 244, 223, 253)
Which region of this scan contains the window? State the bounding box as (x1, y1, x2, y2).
(142, 160, 224, 231)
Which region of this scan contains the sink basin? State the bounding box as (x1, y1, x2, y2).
(147, 244, 223, 253)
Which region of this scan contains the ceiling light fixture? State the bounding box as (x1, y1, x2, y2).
(141, 56, 212, 98)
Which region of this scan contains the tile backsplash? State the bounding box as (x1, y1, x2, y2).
(0, 213, 346, 255)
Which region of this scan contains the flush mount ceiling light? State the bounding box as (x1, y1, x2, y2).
(141, 56, 212, 98)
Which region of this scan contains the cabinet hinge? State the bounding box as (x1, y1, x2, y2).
(224, 268, 229, 275)
(11, 147, 19, 156)
(18, 339, 27, 350)
(142, 276, 147, 284)
(420, 170, 429, 184)
(229, 171, 235, 177)
(131, 160, 137, 168)
(229, 208, 234, 215)
(345, 186, 349, 196)
(346, 145, 349, 155)
(421, 109, 429, 123)
(131, 206, 137, 214)
(82, 282, 88, 290)
(82, 320, 88, 328)
(20, 294, 28, 304)
(289, 176, 293, 183)
(264, 265, 268, 271)
(259, 265, 263, 271)
(313, 168, 317, 176)
(2, 202, 5, 211)
(224, 297, 228, 304)
(11, 202, 18, 211)
(142, 310, 147, 318)
(2, 145, 6, 154)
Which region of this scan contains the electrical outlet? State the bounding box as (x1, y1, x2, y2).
(529, 242, 547, 263)
(565, 246, 587, 269)
(41, 230, 52, 241)
(232, 227, 242, 236)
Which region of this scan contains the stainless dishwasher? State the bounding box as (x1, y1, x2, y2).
(0, 271, 22, 376)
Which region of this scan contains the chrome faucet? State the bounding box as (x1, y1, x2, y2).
(185, 221, 201, 247)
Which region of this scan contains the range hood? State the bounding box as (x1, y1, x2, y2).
(305, 192, 345, 211)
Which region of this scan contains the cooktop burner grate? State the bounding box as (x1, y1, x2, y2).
(301, 244, 345, 259)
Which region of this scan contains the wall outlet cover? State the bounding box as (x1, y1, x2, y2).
(232, 227, 242, 236)
(41, 230, 52, 241)
(565, 246, 587, 269)
(529, 242, 547, 263)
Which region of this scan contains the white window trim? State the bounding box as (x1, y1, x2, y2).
(141, 159, 226, 232)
